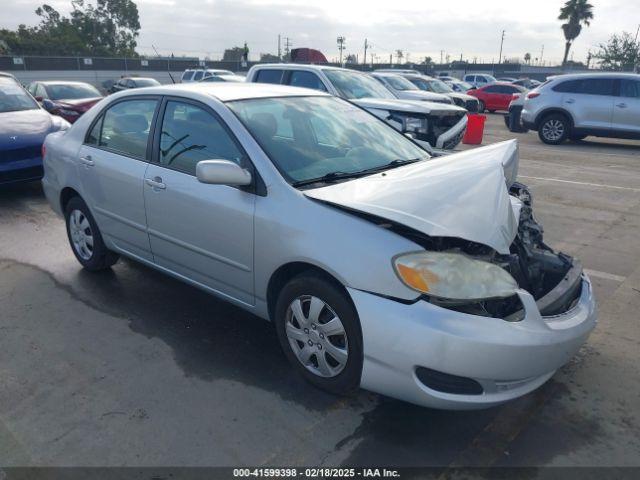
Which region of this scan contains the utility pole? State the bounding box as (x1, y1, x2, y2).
(539, 44, 544, 66)
(498, 30, 506, 65)
(278, 34, 281, 60)
(440, 50, 444, 65)
(337, 36, 346, 66)
(635, 24, 640, 43)
(284, 37, 292, 61)
(363, 38, 369, 65)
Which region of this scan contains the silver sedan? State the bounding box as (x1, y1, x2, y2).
(42, 82, 597, 409)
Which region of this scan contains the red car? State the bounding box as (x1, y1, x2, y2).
(27, 81, 103, 123)
(467, 82, 527, 113)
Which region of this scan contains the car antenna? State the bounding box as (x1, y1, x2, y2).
(152, 45, 176, 84)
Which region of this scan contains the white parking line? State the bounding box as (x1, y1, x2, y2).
(584, 269, 627, 282)
(518, 175, 640, 193)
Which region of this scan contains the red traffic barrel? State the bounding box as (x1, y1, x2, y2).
(462, 113, 487, 145)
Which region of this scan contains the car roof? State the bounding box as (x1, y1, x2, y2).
(113, 81, 329, 102)
(37, 81, 95, 86)
(250, 63, 363, 74)
(547, 72, 640, 81)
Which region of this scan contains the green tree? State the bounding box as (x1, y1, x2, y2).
(260, 53, 280, 62)
(558, 0, 594, 66)
(0, 0, 140, 56)
(595, 32, 640, 71)
(524, 52, 531, 64)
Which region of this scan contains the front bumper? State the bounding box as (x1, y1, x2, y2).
(348, 274, 597, 410)
(0, 156, 43, 185)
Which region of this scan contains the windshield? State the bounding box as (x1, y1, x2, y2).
(382, 75, 419, 91)
(227, 96, 429, 185)
(0, 77, 39, 113)
(412, 77, 453, 93)
(135, 78, 161, 87)
(323, 70, 395, 99)
(215, 71, 235, 76)
(46, 83, 101, 100)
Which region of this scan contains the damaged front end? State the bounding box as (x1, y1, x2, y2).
(359, 183, 582, 321)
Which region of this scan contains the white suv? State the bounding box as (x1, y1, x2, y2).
(463, 73, 497, 88)
(181, 68, 237, 83)
(521, 73, 640, 145)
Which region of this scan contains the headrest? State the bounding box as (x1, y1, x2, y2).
(249, 112, 277, 139)
(114, 114, 148, 134)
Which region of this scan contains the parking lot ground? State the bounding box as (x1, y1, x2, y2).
(1, 114, 639, 472)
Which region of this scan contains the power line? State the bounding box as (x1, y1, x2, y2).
(337, 36, 346, 66)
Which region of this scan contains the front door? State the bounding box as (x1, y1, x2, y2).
(77, 97, 159, 261)
(143, 99, 256, 305)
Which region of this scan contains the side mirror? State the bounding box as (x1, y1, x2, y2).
(35, 95, 43, 102)
(196, 160, 252, 186)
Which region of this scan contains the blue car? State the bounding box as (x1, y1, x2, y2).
(1, 72, 70, 185)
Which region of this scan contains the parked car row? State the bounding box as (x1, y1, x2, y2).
(245, 64, 469, 151)
(40, 81, 597, 409)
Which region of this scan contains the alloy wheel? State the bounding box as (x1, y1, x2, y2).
(285, 295, 349, 378)
(542, 119, 565, 141)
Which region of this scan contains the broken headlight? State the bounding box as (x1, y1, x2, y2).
(393, 251, 519, 301)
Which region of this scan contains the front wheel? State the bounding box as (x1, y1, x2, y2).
(538, 113, 570, 145)
(65, 196, 119, 271)
(477, 100, 485, 113)
(274, 273, 363, 395)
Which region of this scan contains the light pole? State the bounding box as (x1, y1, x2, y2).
(337, 36, 346, 66)
(498, 30, 506, 66)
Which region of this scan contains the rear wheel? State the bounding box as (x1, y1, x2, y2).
(274, 273, 363, 395)
(538, 113, 570, 145)
(64, 196, 119, 271)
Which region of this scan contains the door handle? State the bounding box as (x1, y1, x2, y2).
(80, 155, 94, 167)
(565, 98, 575, 104)
(616, 103, 628, 108)
(145, 177, 166, 190)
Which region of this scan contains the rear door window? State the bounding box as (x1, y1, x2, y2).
(95, 99, 158, 159)
(581, 78, 614, 96)
(193, 71, 204, 81)
(255, 69, 285, 84)
(484, 85, 501, 93)
(288, 71, 327, 91)
(181, 71, 194, 82)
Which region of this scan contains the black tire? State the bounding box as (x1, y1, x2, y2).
(478, 100, 485, 113)
(538, 113, 570, 145)
(64, 196, 119, 271)
(274, 272, 363, 395)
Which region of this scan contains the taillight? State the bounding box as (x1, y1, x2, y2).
(527, 92, 540, 99)
(41, 144, 46, 159)
(512, 94, 520, 100)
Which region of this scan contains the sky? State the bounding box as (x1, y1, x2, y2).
(3, 0, 640, 65)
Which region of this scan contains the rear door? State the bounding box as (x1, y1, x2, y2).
(77, 96, 160, 261)
(612, 78, 640, 134)
(143, 97, 256, 305)
(558, 78, 614, 130)
(254, 69, 285, 85)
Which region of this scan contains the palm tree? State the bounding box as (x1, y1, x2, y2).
(524, 52, 531, 64)
(559, 0, 594, 66)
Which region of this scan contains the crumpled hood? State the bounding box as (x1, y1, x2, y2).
(352, 97, 465, 116)
(304, 140, 520, 254)
(53, 97, 102, 111)
(449, 92, 477, 102)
